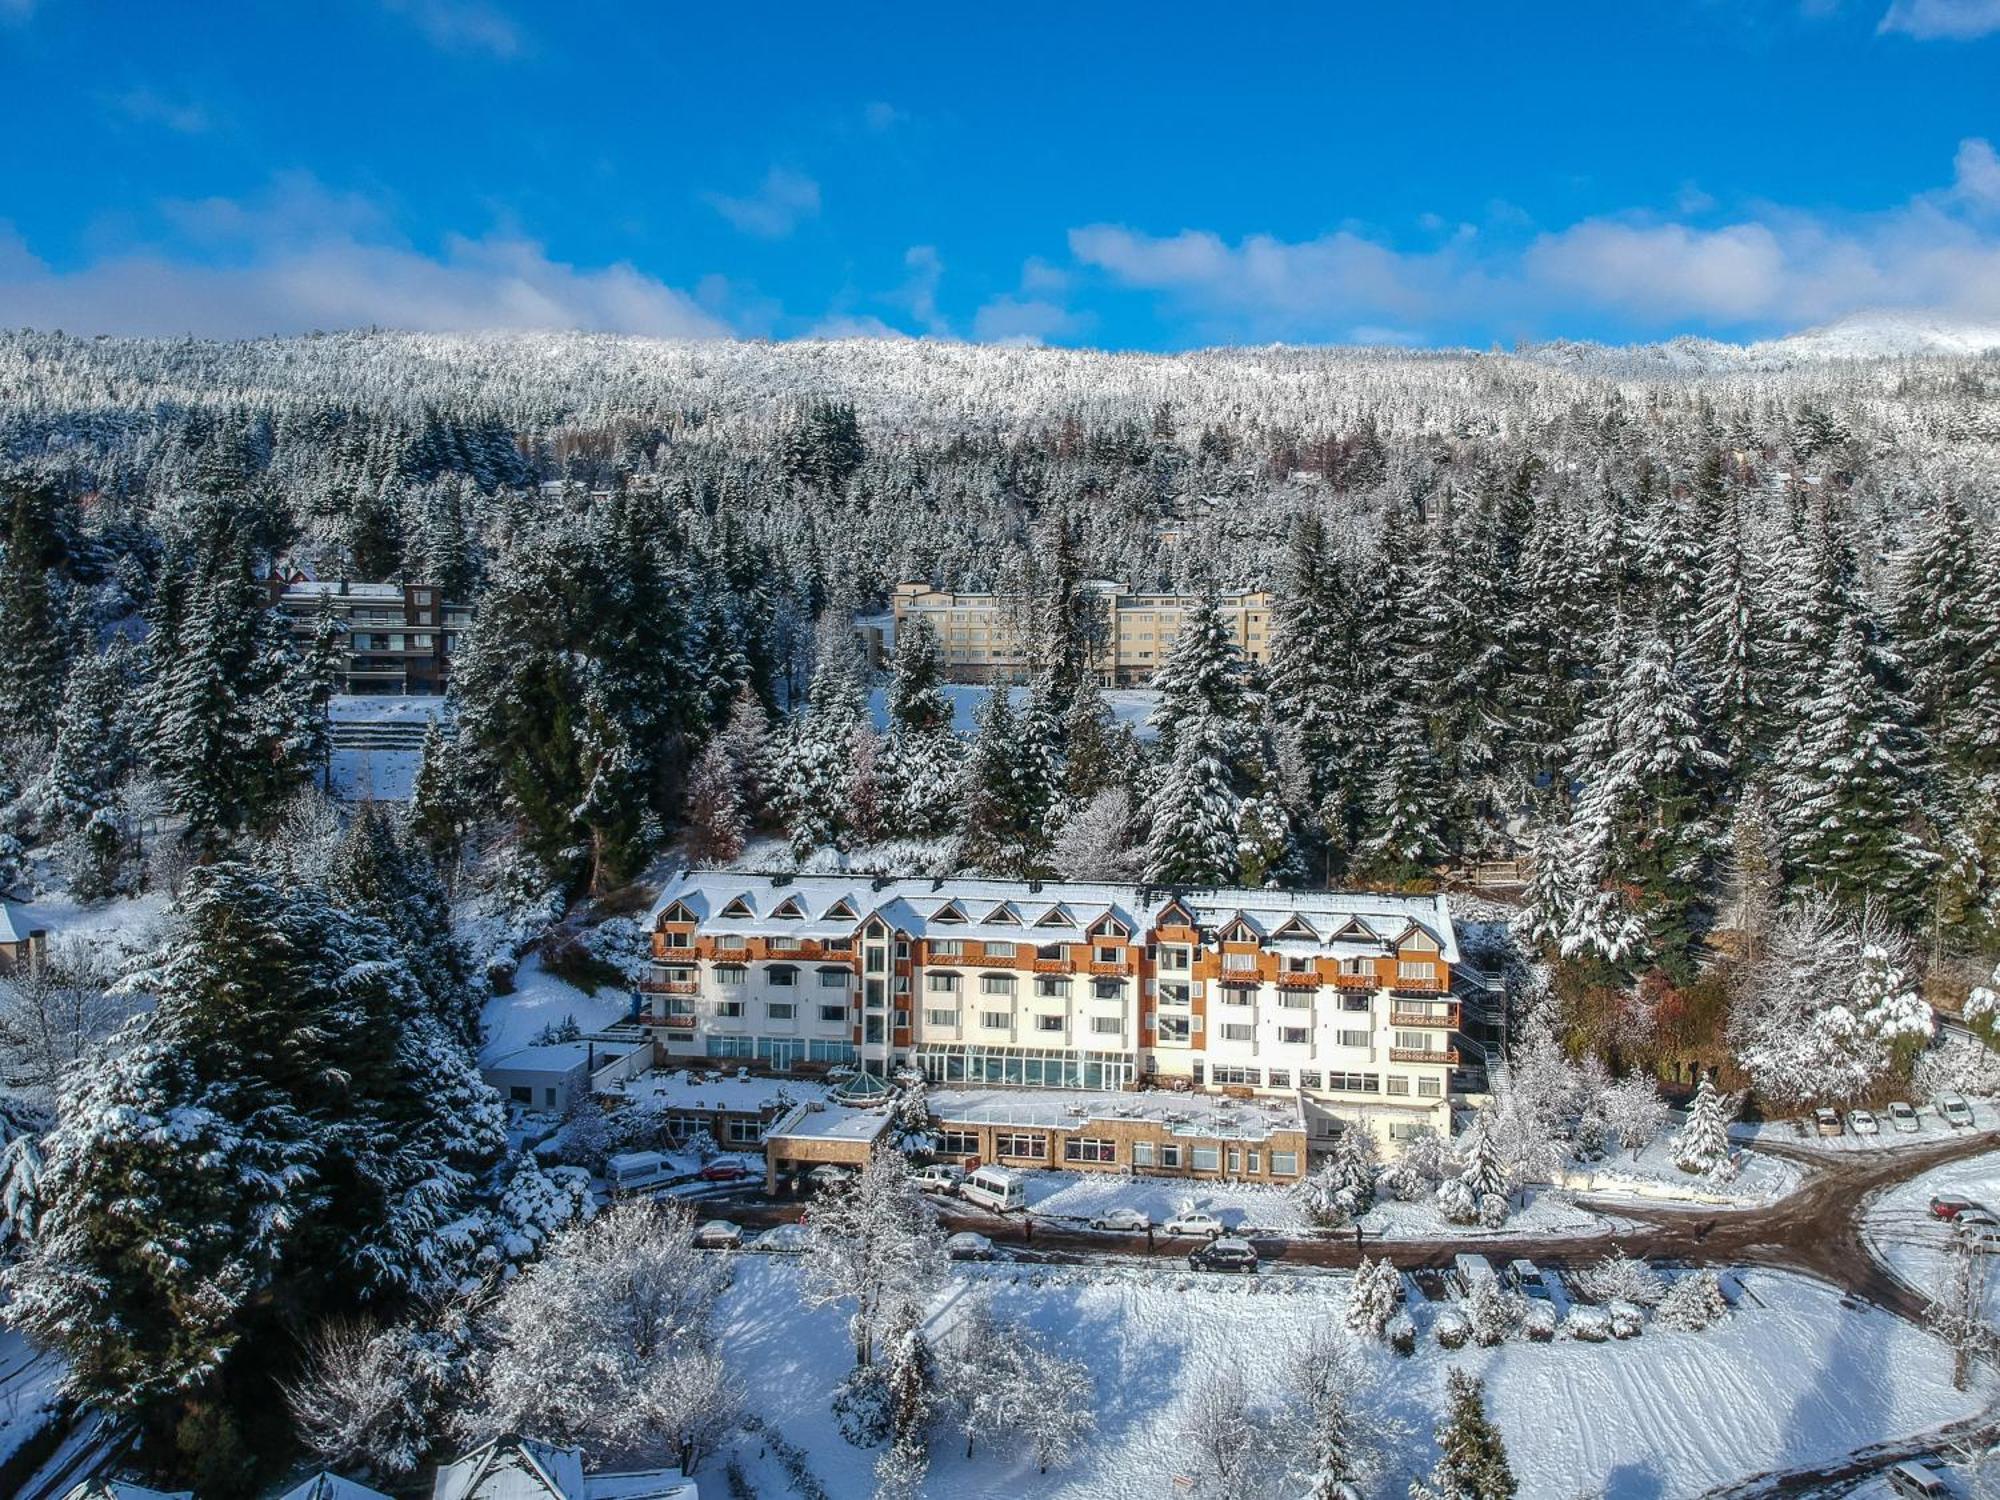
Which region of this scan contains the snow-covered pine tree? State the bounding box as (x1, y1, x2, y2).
(683, 738, 748, 863)
(0, 478, 75, 738)
(406, 716, 474, 876)
(1359, 697, 1450, 882)
(1409, 1368, 1516, 1500)
(877, 618, 963, 839)
(1345, 1256, 1402, 1341)
(1691, 479, 1764, 767)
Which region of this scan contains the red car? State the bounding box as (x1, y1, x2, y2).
(1930, 1194, 1983, 1220)
(697, 1160, 754, 1183)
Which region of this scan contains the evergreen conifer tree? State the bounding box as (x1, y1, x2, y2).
(1409, 1369, 1516, 1500)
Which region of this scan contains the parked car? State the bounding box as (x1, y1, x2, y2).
(749, 1223, 811, 1254)
(606, 1149, 674, 1194)
(1957, 1212, 2000, 1250)
(913, 1163, 967, 1196)
(959, 1165, 1028, 1213)
(945, 1231, 996, 1261)
(805, 1163, 853, 1189)
(1887, 1460, 1954, 1499)
(1189, 1236, 1259, 1274)
(1887, 1101, 1921, 1134)
(1453, 1253, 1497, 1289)
(1848, 1109, 1880, 1136)
(697, 1159, 755, 1183)
(1163, 1209, 1227, 1239)
(1813, 1107, 1843, 1137)
(692, 1219, 743, 1250)
(1506, 1258, 1551, 1299)
(1943, 1095, 1977, 1130)
(1930, 1193, 1984, 1220)
(1089, 1207, 1153, 1233)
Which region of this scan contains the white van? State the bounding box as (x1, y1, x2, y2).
(1454, 1253, 1497, 1289)
(959, 1165, 1027, 1213)
(606, 1150, 673, 1194)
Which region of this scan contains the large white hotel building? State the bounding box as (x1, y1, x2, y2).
(637, 873, 1473, 1148)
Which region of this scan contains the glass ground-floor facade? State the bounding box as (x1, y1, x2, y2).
(912, 1043, 1138, 1091)
(705, 1035, 858, 1069)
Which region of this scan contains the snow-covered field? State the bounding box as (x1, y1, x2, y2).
(715, 1258, 1981, 1500)
(329, 747, 423, 801)
(1561, 1134, 1804, 1208)
(8, 888, 169, 964)
(866, 684, 1160, 739)
(1862, 1149, 2000, 1321)
(479, 950, 634, 1062)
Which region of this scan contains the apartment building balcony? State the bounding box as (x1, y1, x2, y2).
(1389, 1004, 1461, 1028)
(658, 1014, 699, 1030)
(1089, 961, 1133, 977)
(1389, 1046, 1458, 1065)
(1330, 972, 1378, 991)
(1033, 958, 1069, 974)
(636, 978, 700, 996)
(1275, 971, 1322, 990)
(1390, 978, 1449, 996)
(763, 941, 849, 962)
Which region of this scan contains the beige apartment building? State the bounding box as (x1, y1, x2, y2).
(884, 581, 1272, 686)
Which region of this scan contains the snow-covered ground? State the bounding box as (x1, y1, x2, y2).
(328, 694, 450, 723)
(1560, 1134, 1804, 1208)
(329, 748, 422, 801)
(714, 1258, 1981, 1500)
(1862, 1149, 2000, 1321)
(479, 950, 634, 1063)
(866, 684, 1160, 739)
(8, 888, 170, 966)
(1733, 1098, 2000, 1155)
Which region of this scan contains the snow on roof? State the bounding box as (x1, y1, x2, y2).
(276, 1475, 393, 1500)
(483, 1042, 598, 1076)
(623, 1068, 829, 1114)
(647, 873, 1458, 961)
(766, 1102, 894, 1144)
(431, 1437, 587, 1500)
(280, 580, 407, 602)
(581, 1470, 697, 1500)
(61, 1487, 194, 1500)
(0, 903, 28, 945)
(930, 1087, 1304, 1140)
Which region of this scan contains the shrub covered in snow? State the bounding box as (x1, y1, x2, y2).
(1434, 1307, 1470, 1349)
(1576, 1253, 1666, 1308)
(1344, 1256, 1402, 1341)
(1656, 1269, 1730, 1331)
(1467, 1274, 1524, 1346)
(1522, 1300, 1558, 1342)
(1566, 1306, 1611, 1342)
(1387, 1311, 1416, 1357)
(1607, 1300, 1645, 1339)
(1674, 1076, 1735, 1176)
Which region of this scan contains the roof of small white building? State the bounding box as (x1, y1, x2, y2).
(482, 1042, 597, 1077)
(61, 1484, 194, 1500)
(276, 1474, 393, 1500)
(431, 1437, 697, 1500)
(0, 902, 34, 946)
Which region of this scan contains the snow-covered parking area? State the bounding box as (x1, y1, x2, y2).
(715, 1258, 1979, 1500)
(1863, 1148, 2000, 1319)
(1733, 1097, 2000, 1155)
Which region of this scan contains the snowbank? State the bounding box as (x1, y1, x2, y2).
(713, 1258, 1979, 1499)
(1559, 1135, 1803, 1208)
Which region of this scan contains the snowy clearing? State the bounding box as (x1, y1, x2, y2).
(1560, 1133, 1804, 1208)
(1862, 1149, 2000, 1321)
(479, 950, 634, 1063)
(714, 1257, 1981, 1500)
(328, 747, 422, 801)
(327, 694, 450, 723)
(9, 888, 169, 963)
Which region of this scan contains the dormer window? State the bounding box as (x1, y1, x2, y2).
(931, 901, 968, 925)
(661, 900, 697, 924)
(722, 897, 754, 920)
(1034, 905, 1071, 929)
(1273, 916, 1318, 941)
(772, 898, 805, 920)
(824, 898, 858, 921)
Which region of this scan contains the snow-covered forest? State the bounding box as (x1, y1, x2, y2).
(0, 327, 1998, 1493)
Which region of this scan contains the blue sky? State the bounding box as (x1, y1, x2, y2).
(1, 0, 1996, 348)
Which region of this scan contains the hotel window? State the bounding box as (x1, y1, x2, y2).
(1279, 1027, 1310, 1046)
(1160, 1143, 1183, 1168)
(1064, 1138, 1117, 1164)
(981, 1011, 1011, 1031)
(1337, 1029, 1369, 1049)
(1095, 944, 1121, 965)
(664, 930, 692, 949)
(716, 934, 747, 952)
(1160, 946, 1189, 971)
(714, 1000, 743, 1018)
(1327, 1071, 1381, 1094)
(1220, 1023, 1254, 1042)
(924, 1007, 958, 1028)
(1132, 1140, 1156, 1167)
(1223, 952, 1257, 972)
(1419, 1077, 1443, 1098)
(1090, 1016, 1123, 1036)
(1265, 1069, 1290, 1088)
(1210, 1064, 1258, 1086)
(926, 972, 960, 993)
(716, 966, 746, 986)
(1035, 977, 1069, 998)
(767, 966, 797, 987)
(1386, 1075, 1412, 1096)
(985, 941, 1016, 959)
(932, 940, 964, 958)
(994, 1133, 1047, 1159)
(1035, 1015, 1065, 1033)
(1271, 1151, 1299, 1176)
(1394, 1031, 1434, 1053)
(981, 973, 1017, 996)
(818, 969, 848, 988)
(819, 1004, 847, 1024)
(1299, 1070, 1323, 1090)
(1227, 1150, 1242, 1174)
(1094, 979, 1123, 1001)
(767, 936, 798, 953)
(1398, 961, 1437, 983)
(938, 1131, 979, 1156)
(766, 1002, 795, 1021)
(1191, 1146, 1221, 1172)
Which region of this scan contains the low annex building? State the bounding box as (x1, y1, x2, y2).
(639, 873, 1466, 1148)
(930, 1088, 1309, 1183)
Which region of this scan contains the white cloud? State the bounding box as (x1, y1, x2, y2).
(705, 168, 822, 239)
(806, 313, 913, 341)
(382, 0, 523, 57)
(1878, 0, 2000, 37)
(898, 245, 949, 336)
(1069, 140, 2000, 339)
(0, 180, 727, 339)
(971, 296, 1085, 345)
(862, 101, 906, 132)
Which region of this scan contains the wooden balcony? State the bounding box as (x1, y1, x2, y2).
(1033, 958, 1070, 974)
(1276, 971, 1323, 990)
(1390, 1046, 1458, 1065)
(658, 1014, 698, 1029)
(1088, 961, 1132, 978)
(1390, 978, 1448, 996)
(637, 978, 699, 996)
(1390, 1005, 1460, 1029)
(1331, 972, 1379, 991)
